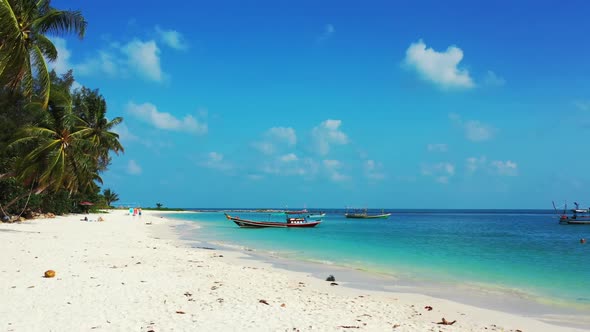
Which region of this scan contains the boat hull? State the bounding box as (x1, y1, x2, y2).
(225, 214, 321, 228)
(560, 217, 590, 225)
(345, 213, 391, 219)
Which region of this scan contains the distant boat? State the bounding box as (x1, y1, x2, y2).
(553, 201, 590, 224)
(307, 212, 326, 219)
(345, 208, 391, 219)
(225, 213, 321, 228)
(284, 209, 308, 215)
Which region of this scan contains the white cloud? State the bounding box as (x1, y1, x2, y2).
(253, 127, 297, 155)
(365, 160, 386, 180)
(466, 156, 487, 173)
(261, 165, 304, 176)
(268, 127, 297, 145)
(405, 39, 474, 89)
(126, 102, 207, 135)
(75, 51, 118, 77)
(323, 159, 341, 169)
(491, 160, 518, 176)
(210, 152, 223, 162)
(122, 39, 163, 81)
(280, 153, 298, 162)
(74, 38, 164, 82)
(450, 114, 495, 142)
(46, 37, 85, 92)
(253, 141, 275, 155)
(421, 162, 455, 184)
(323, 159, 349, 182)
(574, 100, 590, 111)
(427, 143, 448, 152)
(484, 70, 505, 86)
(155, 26, 188, 50)
(98, 51, 118, 76)
(127, 160, 142, 175)
(317, 24, 335, 43)
(311, 119, 348, 155)
(465, 120, 494, 141)
(448, 112, 462, 122)
(467, 156, 518, 176)
(200, 152, 233, 171)
(112, 122, 138, 143)
(71, 80, 82, 92)
(47, 37, 71, 75)
(262, 161, 306, 176)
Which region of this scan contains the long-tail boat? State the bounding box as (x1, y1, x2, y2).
(554, 201, 590, 225)
(345, 208, 391, 219)
(307, 212, 326, 219)
(225, 213, 321, 228)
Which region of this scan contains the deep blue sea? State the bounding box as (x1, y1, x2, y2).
(169, 209, 590, 311)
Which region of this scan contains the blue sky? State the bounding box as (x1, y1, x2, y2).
(50, 0, 590, 208)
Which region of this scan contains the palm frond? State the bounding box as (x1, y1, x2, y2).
(33, 9, 87, 38)
(30, 45, 50, 109)
(0, 0, 23, 75)
(0, 0, 29, 91)
(35, 34, 57, 61)
(106, 116, 123, 128)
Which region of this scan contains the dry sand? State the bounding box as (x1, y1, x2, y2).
(0, 209, 587, 331)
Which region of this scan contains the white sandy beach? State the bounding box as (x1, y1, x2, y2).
(0, 209, 587, 332)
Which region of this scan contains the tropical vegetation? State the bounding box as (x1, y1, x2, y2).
(0, 1, 123, 221)
(0, 0, 87, 109)
(102, 189, 119, 208)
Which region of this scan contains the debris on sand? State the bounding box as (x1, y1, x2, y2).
(436, 318, 456, 325)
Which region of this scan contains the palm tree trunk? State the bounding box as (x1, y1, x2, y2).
(1, 190, 31, 214)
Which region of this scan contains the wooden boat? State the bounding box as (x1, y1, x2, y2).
(307, 212, 326, 219)
(554, 201, 590, 224)
(345, 208, 391, 219)
(225, 213, 321, 228)
(559, 209, 590, 224)
(285, 209, 308, 215)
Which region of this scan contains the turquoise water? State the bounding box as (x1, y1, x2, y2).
(171, 210, 590, 309)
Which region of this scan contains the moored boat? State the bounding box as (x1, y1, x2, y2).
(345, 208, 391, 219)
(307, 212, 326, 219)
(285, 209, 308, 215)
(225, 213, 321, 228)
(554, 201, 590, 224)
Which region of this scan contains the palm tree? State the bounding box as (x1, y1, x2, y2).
(102, 188, 119, 207)
(9, 87, 98, 198)
(156, 203, 163, 209)
(0, 0, 87, 109)
(73, 87, 124, 171)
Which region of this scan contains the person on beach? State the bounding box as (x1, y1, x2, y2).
(138, 208, 142, 217)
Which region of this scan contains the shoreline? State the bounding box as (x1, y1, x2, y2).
(167, 212, 590, 330)
(0, 209, 587, 331)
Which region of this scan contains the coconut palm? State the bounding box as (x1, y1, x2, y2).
(9, 88, 98, 197)
(0, 0, 87, 109)
(73, 87, 124, 171)
(156, 203, 163, 209)
(102, 188, 119, 207)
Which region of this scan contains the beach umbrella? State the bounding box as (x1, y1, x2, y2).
(79, 201, 93, 213)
